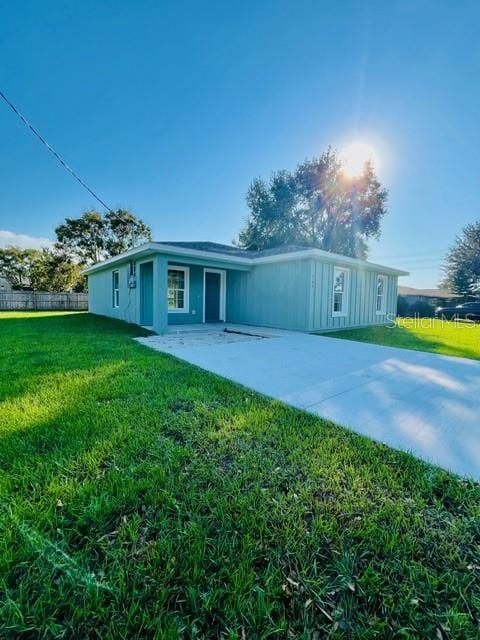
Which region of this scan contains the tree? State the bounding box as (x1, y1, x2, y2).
(0, 246, 85, 292)
(442, 222, 480, 296)
(55, 209, 152, 264)
(104, 209, 152, 256)
(55, 210, 105, 264)
(0, 247, 42, 289)
(237, 149, 388, 258)
(30, 248, 85, 292)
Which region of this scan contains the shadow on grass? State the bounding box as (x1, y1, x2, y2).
(1, 312, 480, 638)
(0, 312, 153, 402)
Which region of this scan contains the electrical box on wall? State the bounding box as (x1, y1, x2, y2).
(128, 261, 136, 288)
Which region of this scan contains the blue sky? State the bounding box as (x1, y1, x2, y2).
(1, 0, 479, 287)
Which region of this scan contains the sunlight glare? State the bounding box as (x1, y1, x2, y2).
(340, 142, 379, 177)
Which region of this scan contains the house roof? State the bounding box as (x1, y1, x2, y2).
(157, 241, 316, 258)
(83, 241, 409, 276)
(398, 286, 461, 299)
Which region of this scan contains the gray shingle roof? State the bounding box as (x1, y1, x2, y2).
(157, 241, 313, 259)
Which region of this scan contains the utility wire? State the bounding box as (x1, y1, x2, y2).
(0, 89, 113, 212)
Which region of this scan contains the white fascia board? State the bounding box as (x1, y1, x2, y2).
(82, 243, 160, 275)
(82, 242, 252, 275)
(254, 249, 409, 276)
(83, 241, 408, 277)
(153, 244, 252, 265)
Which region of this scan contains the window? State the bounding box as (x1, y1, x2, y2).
(376, 275, 387, 314)
(112, 270, 120, 308)
(168, 266, 189, 312)
(332, 267, 349, 316)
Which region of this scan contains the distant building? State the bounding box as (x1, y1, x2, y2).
(0, 276, 12, 292)
(398, 286, 461, 308)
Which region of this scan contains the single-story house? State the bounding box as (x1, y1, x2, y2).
(398, 286, 461, 308)
(84, 241, 408, 334)
(0, 276, 12, 292)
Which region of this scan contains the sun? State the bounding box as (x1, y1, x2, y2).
(340, 142, 379, 177)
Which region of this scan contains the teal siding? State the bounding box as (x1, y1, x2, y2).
(88, 250, 400, 334)
(311, 259, 397, 331)
(226, 259, 313, 331)
(88, 262, 139, 325)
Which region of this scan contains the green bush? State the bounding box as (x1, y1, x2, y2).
(396, 295, 409, 317)
(409, 300, 435, 317)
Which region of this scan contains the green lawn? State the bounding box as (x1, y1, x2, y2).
(321, 318, 480, 360)
(1, 312, 479, 639)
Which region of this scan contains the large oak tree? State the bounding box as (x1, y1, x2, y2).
(55, 209, 152, 264)
(237, 149, 388, 259)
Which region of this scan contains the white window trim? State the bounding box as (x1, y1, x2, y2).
(376, 274, 388, 315)
(332, 266, 350, 317)
(112, 270, 120, 308)
(203, 268, 227, 323)
(168, 265, 190, 313)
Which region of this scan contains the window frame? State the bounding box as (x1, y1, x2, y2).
(168, 265, 190, 313)
(112, 270, 120, 308)
(332, 266, 350, 317)
(376, 274, 388, 315)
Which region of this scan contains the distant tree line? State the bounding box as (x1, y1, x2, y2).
(2, 148, 478, 299)
(0, 209, 151, 292)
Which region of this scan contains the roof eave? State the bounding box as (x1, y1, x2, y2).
(83, 242, 408, 277)
(254, 248, 409, 276)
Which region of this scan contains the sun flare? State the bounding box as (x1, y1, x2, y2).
(340, 142, 379, 177)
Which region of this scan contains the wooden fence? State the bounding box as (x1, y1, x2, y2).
(0, 291, 88, 311)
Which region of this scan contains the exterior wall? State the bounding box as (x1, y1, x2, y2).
(226, 259, 313, 331)
(88, 251, 400, 334)
(88, 252, 250, 332)
(88, 262, 140, 325)
(310, 259, 398, 331)
(87, 254, 168, 334)
(0, 277, 12, 292)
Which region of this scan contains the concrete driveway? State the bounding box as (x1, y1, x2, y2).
(137, 325, 480, 481)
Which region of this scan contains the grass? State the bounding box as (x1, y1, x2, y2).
(0, 311, 479, 639)
(320, 318, 480, 361)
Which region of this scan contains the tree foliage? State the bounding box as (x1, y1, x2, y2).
(442, 222, 480, 296)
(31, 248, 85, 292)
(55, 209, 152, 264)
(237, 149, 388, 258)
(0, 246, 84, 292)
(0, 247, 41, 289)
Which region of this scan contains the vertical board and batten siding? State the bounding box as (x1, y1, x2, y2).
(311, 259, 397, 331)
(87, 250, 400, 334)
(226, 259, 312, 331)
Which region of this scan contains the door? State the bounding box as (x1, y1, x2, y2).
(140, 261, 153, 326)
(204, 270, 224, 322)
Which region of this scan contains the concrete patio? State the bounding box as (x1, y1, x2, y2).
(136, 324, 480, 481)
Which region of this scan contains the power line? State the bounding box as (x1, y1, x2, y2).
(0, 89, 113, 212)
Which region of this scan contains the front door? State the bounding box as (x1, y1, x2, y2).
(139, 261, 153, 326)
(204, 270, 223, 322)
